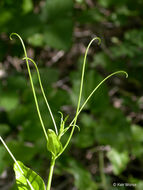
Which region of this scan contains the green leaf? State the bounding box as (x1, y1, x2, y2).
(74, 113, 96, 148)
(41, 0, 74, 50)
(130, 125, 143, 157)
(0, 146, 6, 174)
(45, 0, 73, 19)
(129, 177, 143, 190)
(5, 141, 36, 163)
(43, 18, 73, 50)
(47, 129, 62, 156)
(131, 124, 143, 142)
(14, 161, 45, 190)
(95, 107, 132, 150)
(107, 148, 129, 175)
(22, 0, 33, 14)
(76, 0, 84, 3)
(28, 33, 44, 47)
(0, 93, 19, 111)
(62, 157, 97, 190)
(0, 124, 10, 136)
(70, 69, 109, 114)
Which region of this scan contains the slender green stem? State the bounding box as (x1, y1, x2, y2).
(56, 37, 101, 158)
(10, 33, 48, 142)
(23, 57, 58, 135)
(47, 157, 56, 190)
(57, 70, 127, 158)
(69, 70, 128, 126)
(0, 136, 34, 190)
(99, 151, 108, 190)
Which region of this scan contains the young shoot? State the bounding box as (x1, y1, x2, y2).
(0, 33, 128, 190)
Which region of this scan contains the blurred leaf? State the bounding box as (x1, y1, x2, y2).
(74, 113, 96, 148)
(45, 0, 73, 19)
(77, 8, 105, 24)
(76, 0, 84, 3)
(50, 89, 70, 111)
(66, 158, 97, 190)
(14, 161, 45, 190)
(0, 124, 10, 135)
(28, 33, 44, 47)
(131, 124, 143, 142)
(41, 0, 73, 50)
(131, 125, 143, 157)
(0, 92, 19, 111)
(0, 9, 13, 27)
(7, 75, 27, 90)
(92, 52, 110, 67)
(70, 69, 109, 114)
(95, 107, 132, 150)
(125, 29, 143, 48)
(129, 177, 143, 190)
(5, 141, 36, 164)
(107, 148, 129, 175)
(43, 18, 73, 50)
(32, 68, 59, 87)
(19, 120, 43, 142)
(0, 146, 6, 174)
(22, 0, 33, 14)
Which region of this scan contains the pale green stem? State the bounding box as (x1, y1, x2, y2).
(56, 37, 101, 158)
(57, 70, 127, 158)
(69, 71, 128, 126)
(99, 151, 108, 190)
(23, 57, 58, 135)
(0, 136, 34, 190)
(10, 33, 48, 142)
(47, 157, 56, 190)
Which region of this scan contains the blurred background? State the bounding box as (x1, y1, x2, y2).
(0, 0, 143, 189)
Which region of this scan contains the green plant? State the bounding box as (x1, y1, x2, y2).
(0, 33, 128, 190)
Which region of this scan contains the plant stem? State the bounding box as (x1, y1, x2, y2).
(56, 37, 100, 158)
(99, 151, 108, 190)
(0, 136, 34, 190)
(23, 57, 58, 135)
(10, 33, 48, 142)
(69, 71, 128, 126)
(56, 71, 128, 158)
(47, 157, 56, 190)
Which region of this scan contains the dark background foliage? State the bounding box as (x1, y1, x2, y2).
(0, 0, 143, 189)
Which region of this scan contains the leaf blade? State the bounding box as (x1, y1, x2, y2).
(14, 161, 45, 190)
(47, 129, 62, 156)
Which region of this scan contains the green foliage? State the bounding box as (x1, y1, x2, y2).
(5, 141, 37, 164)
(0, 92, 19, 111)
(74, 113, 96, 148)
(14, 161, 45, 190)
(0, 33, 127, 190)
(0, 0, 73, 50)
(0, 0, 143, 189)
(0, 146, 6, 174)
(107, 148, 129, 175)
(47, 129, 63, 156)
(67, 158, 97, 190)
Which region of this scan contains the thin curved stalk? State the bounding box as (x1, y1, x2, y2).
(0, 136, 34, 190)
(57, 70, 128, 158)
(23, 57, 58, 135)
(69, 70, 128, 126)
(56, 37, 101, 158)
(10, 33, 48, 142)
